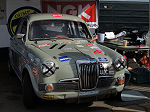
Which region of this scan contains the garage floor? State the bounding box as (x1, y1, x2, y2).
(0, 61, 150, 112)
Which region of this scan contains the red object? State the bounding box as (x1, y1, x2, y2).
(86, 43, 93, 46)
(25, 60, 29, 64)
(94, 50, 102, 54)
(119, 78, 125, 84)
(42, 1, 97, 28)
(123, 56, 127, 60)
(51, 14, 63, 17)
(33, 68, 38, 76)
(37, 44, 50, 47)
(140, 55, 149, 67)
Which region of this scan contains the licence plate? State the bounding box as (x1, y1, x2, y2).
(79, 90, 98, 97)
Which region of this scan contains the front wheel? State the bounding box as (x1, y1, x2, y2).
(22, 72, 37, 108)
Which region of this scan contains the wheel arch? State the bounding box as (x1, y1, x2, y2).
(21, 65, 39, 94)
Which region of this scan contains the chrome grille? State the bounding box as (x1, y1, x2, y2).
(79, 63, 98, 90)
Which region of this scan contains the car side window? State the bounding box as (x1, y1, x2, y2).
(16, 19, 27, 42)
(21, 20, 27, 34)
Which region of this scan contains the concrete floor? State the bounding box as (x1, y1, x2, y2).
(0, 62, 150, 112)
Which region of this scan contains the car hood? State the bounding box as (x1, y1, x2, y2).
(30, 39, 112, 64)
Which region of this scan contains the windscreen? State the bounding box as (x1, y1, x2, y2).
(29, 20, 91, 40)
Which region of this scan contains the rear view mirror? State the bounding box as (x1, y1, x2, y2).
(16, 34, 25, 39)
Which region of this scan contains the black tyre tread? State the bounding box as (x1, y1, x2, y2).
(23, 72, 36, 109)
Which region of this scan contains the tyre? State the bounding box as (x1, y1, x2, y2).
(22, 72, 37, 109)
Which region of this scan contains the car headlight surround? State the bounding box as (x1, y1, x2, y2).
(114, 57, 126, 71)
(41, 61, 56, 77)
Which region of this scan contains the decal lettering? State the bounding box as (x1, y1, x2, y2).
(86, 43, 93, 46)
(37, 44, 50, 47)
(51, 14, 63, 17)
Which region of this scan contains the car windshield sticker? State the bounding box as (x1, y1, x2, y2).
(86, 43, 93, 46)
(37, 44, 50, 47)
(76, 45, 84, 47)
(94, 50, 103, 54)
(51, 14, 63, 17)
(99, 58, 109, 62)
(59, 56, 71, 62)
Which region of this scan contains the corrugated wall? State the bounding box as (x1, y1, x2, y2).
(99, 1, 149, 33)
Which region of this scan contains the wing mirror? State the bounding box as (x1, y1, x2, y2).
(16, 34, 25, 39)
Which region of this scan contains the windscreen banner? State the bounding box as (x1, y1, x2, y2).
(41, 0, 98, 29)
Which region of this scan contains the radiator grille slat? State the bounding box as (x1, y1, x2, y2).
(79, 63, 98, 90)
(78, 62, 113, 90)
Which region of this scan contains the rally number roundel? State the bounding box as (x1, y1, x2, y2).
(7, 6, 41, 37)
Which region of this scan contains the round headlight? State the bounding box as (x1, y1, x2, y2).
(114, 57, 126, 71)
(41, 61, 56, 77)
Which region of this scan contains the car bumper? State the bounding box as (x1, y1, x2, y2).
(37, 85, 124, 103)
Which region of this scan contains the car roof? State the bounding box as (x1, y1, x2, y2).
(28, 13, 86, 23)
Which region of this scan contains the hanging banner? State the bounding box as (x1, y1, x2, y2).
(42, 0, 98, 29)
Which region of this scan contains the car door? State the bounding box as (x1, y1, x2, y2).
(11, 18, 27, 79)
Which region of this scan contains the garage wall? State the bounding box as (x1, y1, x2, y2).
(0, 0, 41, 48)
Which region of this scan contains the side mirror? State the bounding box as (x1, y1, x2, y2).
(16, 34, 25, 39)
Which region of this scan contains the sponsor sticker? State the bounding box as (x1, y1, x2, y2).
(32, 68, 38, 76)
(37, 44, 50, 47)
(90, 46, 99, 49)
(59, 56, 71, 62)
(76, 45, 84, 47)
(99, 58, 109, 62)
(86, 43, 93, 46)
(94, 50, 103, 54)
(51, 14, 63, 17)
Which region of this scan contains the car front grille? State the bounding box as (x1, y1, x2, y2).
(79, 63, 99, 90)
(78, 62, 113, 90)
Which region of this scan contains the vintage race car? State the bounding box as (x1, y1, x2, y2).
(8, 14, 127, 108)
